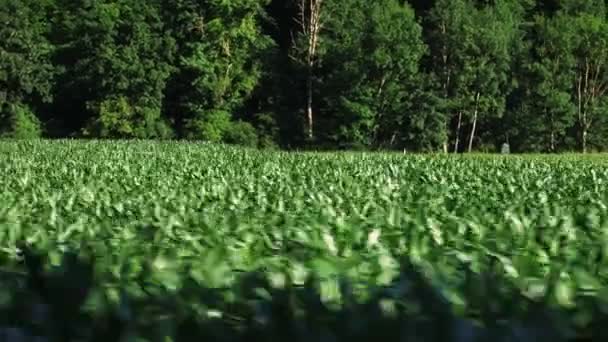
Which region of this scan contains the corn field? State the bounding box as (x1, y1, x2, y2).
(1, 140, 608, 341)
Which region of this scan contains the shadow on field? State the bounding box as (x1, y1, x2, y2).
(0, 245, 604, 342)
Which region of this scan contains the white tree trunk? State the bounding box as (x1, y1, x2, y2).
(306, 69, 314, 140)
(467, 93, 480, 153)
(454, 111, 462, 153)
(297, 0, 323, 141)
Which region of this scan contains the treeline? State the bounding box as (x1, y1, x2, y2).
(1, 0, 608, 152)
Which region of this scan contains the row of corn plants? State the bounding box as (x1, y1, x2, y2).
(1, 140, 607, 340)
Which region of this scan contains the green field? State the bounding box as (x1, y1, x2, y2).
(2, 140, 608, 340)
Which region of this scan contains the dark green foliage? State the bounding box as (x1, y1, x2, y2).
(0, 104, 42, 139)
(224, 120, 259, 147)
(51, 0, 175, 138)
(0, 0, 55, 105)
(86, 96, 175, 139)
(507, 13, 577, 152)
(162, 0, 272, 143)
(427, 0, 524, 153)
(252, 112, 280, 149)
(2, 0, 608, 148)
(319, 0, 427, 149)
(398, 84, 448, 151)
(184, 109, 232, 142)
(0, 0, 54, 137)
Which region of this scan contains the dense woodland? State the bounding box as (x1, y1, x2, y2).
(1, 0, 608, 152)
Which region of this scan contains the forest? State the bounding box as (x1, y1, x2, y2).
(1, 0, 608, 153)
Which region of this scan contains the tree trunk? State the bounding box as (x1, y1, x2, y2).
(549, 109, 555, 153)
(582, 128, 588, 154)
(389, 133, 397, 147)
(296, 0, 323, 141)
(454, 111, 462, 153)
(442, 118, 448, 153)
(441, 118, 448, 154)
(577, 73, 583, 152)
(440, 20, 450, 155)
(306, 67, 314, 140)
(467, 93, 480, 153)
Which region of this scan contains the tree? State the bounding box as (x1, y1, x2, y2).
(427, 0, 523, 152)
(291, 0, 325, 141)
(571, 12, 608, 152)
(513, 14, 577, 152)
(0, 104, 42, 139)
(426, 0, 472, 152)
(0, 0, 55, 138)
(162, 0, 272, 143)
(465, 2, 524, 153)
(52, 0, 175, 138)
(397, 81, 447, 151)
(2, 0, 607, 151)
(317, 0, 427, 149)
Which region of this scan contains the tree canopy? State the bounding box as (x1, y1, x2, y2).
(1, 0, 608, 152)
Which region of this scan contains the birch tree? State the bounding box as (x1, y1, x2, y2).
(428, 0, 521, 152)
(465, 2, 522, 153)
(427, 0, 472, 153)
(292, 0, 324, 140)
(572, 13, 608, 152)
